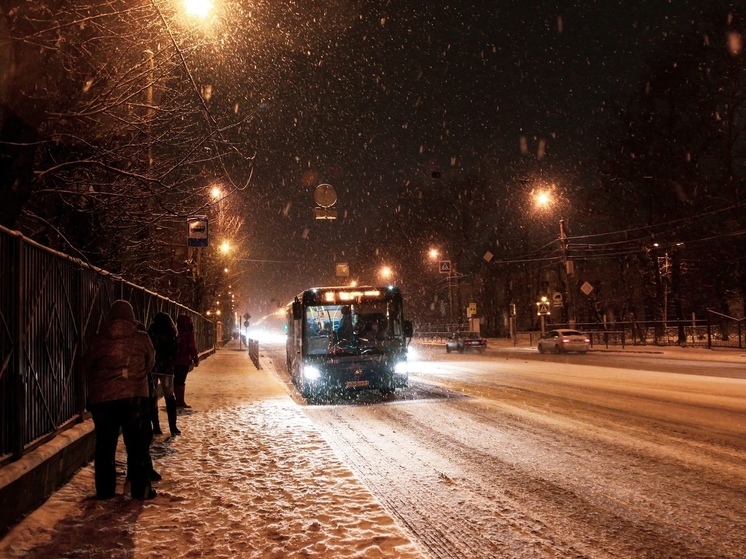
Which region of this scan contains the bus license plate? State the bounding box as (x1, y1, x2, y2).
(346, 380, 369, 388)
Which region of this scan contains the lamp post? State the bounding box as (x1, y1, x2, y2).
(559, 219, 576, 328)
(211, 186, 224, 239)
(429, 248, 457, 329)
(532, 186, 576, 328)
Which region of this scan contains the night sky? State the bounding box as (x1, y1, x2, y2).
(201, 1, 707, 317)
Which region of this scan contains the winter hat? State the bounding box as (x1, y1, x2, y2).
(110, 300, 135, 322)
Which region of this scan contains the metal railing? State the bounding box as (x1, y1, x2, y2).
(0, 225, 215, 466)
(536, 316, 744, 349)
(247, 339, 260, 369)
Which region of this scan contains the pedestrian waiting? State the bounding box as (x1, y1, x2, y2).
(147, 312, 181, 436)
(82, 299, 157, 500)
(174, 314, 200, 409)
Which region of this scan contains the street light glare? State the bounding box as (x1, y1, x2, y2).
(428, 248, 439, 260)
(184, 0, 213, 18)
(211, 186, 222, 199)
(219, 240, 231, 254)
(534, 191, 552, 208)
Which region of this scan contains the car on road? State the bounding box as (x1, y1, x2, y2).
(445, 331, 487, 353)
(537, 329, 590, 354)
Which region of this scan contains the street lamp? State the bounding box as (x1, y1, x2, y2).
(533, 190, 553, 210)
(379, 266, 393, 282)
(528, 187, 576, 327)
(183, 0, 214, 19)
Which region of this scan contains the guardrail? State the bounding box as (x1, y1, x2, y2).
(248, 338, 260, 369)
(413, 331, 453, 343)
(530, 319, 744, 349)
(0, 225, 215, 467)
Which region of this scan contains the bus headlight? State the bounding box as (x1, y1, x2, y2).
(394, 360, 408, 375)
(303, 365, 321, 381)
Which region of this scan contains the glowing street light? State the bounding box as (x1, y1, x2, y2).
(219, 240, 232, 254)
(379, 266, 393, 281)
(533, 189, 553, 210)
(184, 0, 213, 18)
(428, 248, 440, 260)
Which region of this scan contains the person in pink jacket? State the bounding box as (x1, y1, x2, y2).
(82, 300, 156, 500)
(173, 314, 199, 408)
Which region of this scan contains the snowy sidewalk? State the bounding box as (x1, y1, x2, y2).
(0, 342, 424, 558)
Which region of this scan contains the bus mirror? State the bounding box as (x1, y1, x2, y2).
(403, 320, 413, 338)
(292, 301, 302, 320)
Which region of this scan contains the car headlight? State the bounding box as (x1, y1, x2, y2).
(394, 360, 408, 375)
(303, 365, 321, 381)
(406, 346, 420, 361)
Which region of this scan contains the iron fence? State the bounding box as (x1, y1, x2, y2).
(0, 225, 214, 466)
(541, 316, 745, 349)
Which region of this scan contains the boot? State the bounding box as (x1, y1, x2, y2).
(150, 397, 162, 435)
(175, 385, 191, 409)
(166, 396, 181, 436)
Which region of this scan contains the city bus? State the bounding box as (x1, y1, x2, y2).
(286, 286, 414, 398)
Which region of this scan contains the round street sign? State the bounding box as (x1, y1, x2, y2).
(313, 183, 337, 208)
(552, 291, 563, 306)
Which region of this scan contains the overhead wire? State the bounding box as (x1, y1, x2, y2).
(487, 201, 745, 265)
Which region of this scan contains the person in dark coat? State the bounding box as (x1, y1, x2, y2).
(147, 312, 180, 436)
(173, 314, 199, 409)
(337, 305, 354, 342)
(82, 300, 156, 500)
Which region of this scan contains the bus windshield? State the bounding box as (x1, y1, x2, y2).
(304, 300, 403, 356)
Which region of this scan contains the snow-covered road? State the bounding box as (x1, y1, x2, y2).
(292, 347, 746, 559)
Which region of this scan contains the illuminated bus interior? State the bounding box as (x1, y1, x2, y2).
(299, 287, 405, 356)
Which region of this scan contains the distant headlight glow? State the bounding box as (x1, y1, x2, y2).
(406, 346, 420, 361)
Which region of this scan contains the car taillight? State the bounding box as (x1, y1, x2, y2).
(561, 338, 570, 343)
(584, 338, 590, 343)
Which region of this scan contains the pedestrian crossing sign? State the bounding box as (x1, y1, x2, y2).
(536, 302, 550, 316)
(439, 260, 452, 274)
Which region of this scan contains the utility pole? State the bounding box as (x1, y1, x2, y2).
(559, 219, 576, 327)
(447, 266, 454, 327)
